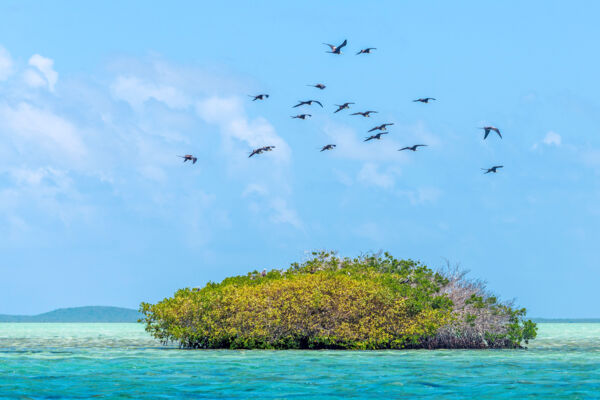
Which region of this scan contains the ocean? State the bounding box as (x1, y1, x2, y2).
(0, 323, 598, 399)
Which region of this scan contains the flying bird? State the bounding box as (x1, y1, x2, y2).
(368, 123, 394, 132)
(364, 132, 388, 142)
(291, 114, 311, 120)
(356, 47, 376, 55)
(178, 155, 197, 164)
(293, 100, 323, 108)
(307, 83, 326, 90)
(351, 110, 378, 117)
(320, 144, 336, 152)
(249, 94, 269, 101)
(323, 39, 347, 54)
(482, 165, 503, 174)
(249, 146, 275, 158)
(334, 102, 354, 113)
(413, 98, 436, 103)
(481, 126, 502, 139)
(399, 144, 427, 152)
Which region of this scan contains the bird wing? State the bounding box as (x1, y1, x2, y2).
(192, 158, 197, 164)
(293, 102, 303, 108)
(483, 129, 490, 139)
(494, 129, 502, 138)
(494, 165, 503, 169)
(334, 107, 342, 113)
(338, 39, 347, 49)
(323, 43, 335, 50)
(364, 136, 374, 141)
(399, 147, 410, 151)
(314, 100, 323, 107)
(368, 127, 377, 132)
(350, 112, 361, 116)
(416, 144, 427, 148)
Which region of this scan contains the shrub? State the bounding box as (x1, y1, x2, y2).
(140, 252, 536, 349)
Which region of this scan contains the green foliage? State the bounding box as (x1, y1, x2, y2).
(140, 251, 536, 349)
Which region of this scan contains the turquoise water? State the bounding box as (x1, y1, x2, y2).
(1, 323, 599, 399)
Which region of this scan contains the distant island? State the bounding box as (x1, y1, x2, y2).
(0, 306, 141, 323)
(140, 252, 538, 350)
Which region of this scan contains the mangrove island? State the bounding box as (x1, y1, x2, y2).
(140, 252, 537, 350)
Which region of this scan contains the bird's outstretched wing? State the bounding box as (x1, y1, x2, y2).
(368, 126, 378, 132)
(350, 112, 362, 116)
(494, 165, 503, 169)
(313, 100, 323, 107)
(338, 39, 347, 50)
(483, 128, 490, 139)
(496, 130, 502, 139)
(399, 147, 410, 151)
(323, 43, 335, 50)
(416, 144, 427, 148)
(293, 101, 304, 108)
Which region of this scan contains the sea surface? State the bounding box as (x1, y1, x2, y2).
(0, 323, 599, 399)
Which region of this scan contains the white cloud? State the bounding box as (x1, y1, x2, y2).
(0, 46, 13, 81)
(269, 198, 303, 229)
(542, 131, 561, 147)
(398, 186, 442, 205)
(196, 96, 291, 163)
(0, 102, 86, 161)
(111, 75, 191, 109)
(23, 69, 46, 88)
(28, 54, 58, 91)
(357, 163, 399, 189)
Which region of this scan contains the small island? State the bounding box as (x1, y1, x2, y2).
(140, 252, 537, 349)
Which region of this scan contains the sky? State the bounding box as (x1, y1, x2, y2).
(1, 1, 599, 317)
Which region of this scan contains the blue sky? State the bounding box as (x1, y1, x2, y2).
(1, 1, 599, 317)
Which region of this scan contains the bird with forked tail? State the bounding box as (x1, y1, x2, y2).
(482, 165, 503, 174)
(178, 155, 197, 164)
(249, 146, 276, 158)
(413, 97, 436, 103)
(364, 132, 388, 142)
(334, 102, 354, 113)
(481, 126, 502, 139)
(351, 110, 377, 117)
(249, 94, 269, 101)
(356, 47, 376, 55)
(368, 123, 394, 132)
(323, 39, 347, 54)
(399, 145, 427, 152)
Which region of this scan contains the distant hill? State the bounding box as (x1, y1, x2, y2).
(0, 306, 141, 323)
(532, 318, 600, 323)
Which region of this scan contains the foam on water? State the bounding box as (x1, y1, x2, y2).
(1, 323, 599, 398)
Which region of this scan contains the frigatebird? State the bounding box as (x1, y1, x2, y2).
(481, 126, 502, 139)
(293, 100, 323, 108)
(334, 102, 354, 113)
(356, 47, 376, 55)
(482, 165, 503, 174)
(249, 94, 269, 101)
(413, 98, 436, 103)
(320, 144, 336, 151)
(249, 146, 275, 158)
(178, 155, 197, 164)
(291, 114, 311, 120)
(351, 110, 377, 117)
(323, 39, 347, 54)
(399, 145, 427, 152)
(368, 123, 394, 132)
(307, 83, 326, 90)
(364, 132, 388, 142)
